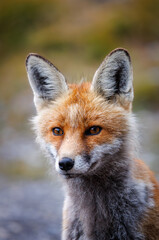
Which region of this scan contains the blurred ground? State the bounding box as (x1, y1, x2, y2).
(0, 0, 159, 239)
(0, 178, 63, 240)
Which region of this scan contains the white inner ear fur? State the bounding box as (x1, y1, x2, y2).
(91, 49, 133, 102)
(26, 54, 68, 109)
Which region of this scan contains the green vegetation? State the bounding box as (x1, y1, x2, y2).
(0, 160, 47, 180)
(1, 0, 159, 107)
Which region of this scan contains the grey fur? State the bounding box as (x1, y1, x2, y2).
(26, 53, 68, 108)
(62, 147, 151, 240)
(26, 49, 157, 240)
(91, 48, 134, 102)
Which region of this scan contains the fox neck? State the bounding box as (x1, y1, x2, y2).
(64, 150, 148, 239)
(67, 142, 132, 184)
(66, 148, 131, 190)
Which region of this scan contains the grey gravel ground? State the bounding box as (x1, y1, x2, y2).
(0, 178, 64, 240)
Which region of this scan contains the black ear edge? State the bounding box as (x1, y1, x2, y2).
(108, 48, 131, 63)
(25, 53, 60, 72)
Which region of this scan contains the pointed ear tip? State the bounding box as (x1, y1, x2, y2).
(25, 53, 41, 66)
(25, 53, 58, 71)
(109, 48, 131, 61)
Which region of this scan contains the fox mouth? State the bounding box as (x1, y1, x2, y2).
(62, 173, 82, 179)
(60, 162, 98, 179)
(63, 174, 77, 179)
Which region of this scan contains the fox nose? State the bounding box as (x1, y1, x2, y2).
(59, 157, 74, 171)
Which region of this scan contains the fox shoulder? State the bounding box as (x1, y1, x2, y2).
(132, 158, 159, 237)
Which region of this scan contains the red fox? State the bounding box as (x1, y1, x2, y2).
(26, 48, 159, 240)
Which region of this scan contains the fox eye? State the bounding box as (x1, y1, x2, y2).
(52, 127, 64, 136)
(85, 126, 102, 136)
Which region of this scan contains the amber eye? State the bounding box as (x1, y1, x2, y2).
(85, 126, 102, 136)
(52, 127, 64, 136)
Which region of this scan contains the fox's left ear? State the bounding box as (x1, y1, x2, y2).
(91, 48, 133, 110)
(26, 54, 68, 111)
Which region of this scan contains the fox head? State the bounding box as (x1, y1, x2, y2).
(26, 49, 135, 178)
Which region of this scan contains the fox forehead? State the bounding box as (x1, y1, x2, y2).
(37, 83, 128, 138)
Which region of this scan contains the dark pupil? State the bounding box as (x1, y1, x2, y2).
(53, 128, 63, 136)
(56, 129, 60, 134)
(91, 127, 98, 133)
(85, 126, 101, 136)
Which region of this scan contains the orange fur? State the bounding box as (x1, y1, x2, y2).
(37, 83, 128, 156)
(36, 83, 159, 238)
(26, 50, 159, 239)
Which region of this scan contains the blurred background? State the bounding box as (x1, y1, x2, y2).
(0, 0, 159, 239)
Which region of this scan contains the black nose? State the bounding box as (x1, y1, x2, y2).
(59, 157, 74, 171)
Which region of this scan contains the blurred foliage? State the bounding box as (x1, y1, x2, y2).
(135, 82, 159, 111)
(111, 0, 159, 43)
(0, 0, 159, 113)
(0, 0, 63, 60)
(0, 0, 159, 59)
(0, 160, 47, 180)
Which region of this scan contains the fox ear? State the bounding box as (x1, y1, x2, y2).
(91, 48, 133, 109)
(26, 54, 68, 110)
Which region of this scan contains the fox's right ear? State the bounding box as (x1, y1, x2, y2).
(91, 48, 133, 110)
(26, 54, 68, 110)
